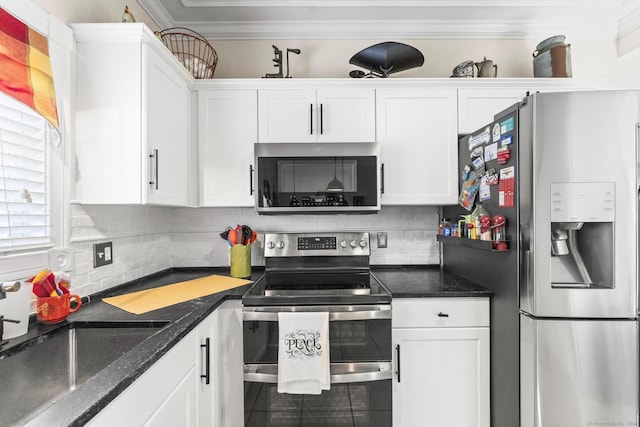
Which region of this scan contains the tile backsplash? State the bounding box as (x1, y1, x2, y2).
(68, 204, 440, 297)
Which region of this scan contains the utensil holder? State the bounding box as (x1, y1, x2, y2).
(230, 244, 251, 278)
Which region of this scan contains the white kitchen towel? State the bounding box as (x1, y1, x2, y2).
(277, 311, 330, 394)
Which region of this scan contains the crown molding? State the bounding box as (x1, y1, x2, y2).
(171, 20, 619, 41)
(138, 0, 627, 40)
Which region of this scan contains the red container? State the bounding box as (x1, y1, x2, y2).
(36, 293, 82, 324)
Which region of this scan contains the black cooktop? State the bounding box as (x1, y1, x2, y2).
(242, 271, 391, 306)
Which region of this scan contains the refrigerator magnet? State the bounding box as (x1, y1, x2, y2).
(501, 135, 513, 146)
(479, 175, 491, 201)
(498, 166, 515, 207)
(469, 126, 491, 150)
(492, 123, 501, 142)
(500, 116, 514, 133)
(485, 143, 498, 162)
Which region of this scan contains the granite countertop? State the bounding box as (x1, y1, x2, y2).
(2, 265, 490, 427)
(372, 265, 493, 298)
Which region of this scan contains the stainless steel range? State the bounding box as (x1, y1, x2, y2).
(242, 232, 392, 427)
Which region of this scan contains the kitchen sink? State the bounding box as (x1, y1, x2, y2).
(0, 321, 169, 427)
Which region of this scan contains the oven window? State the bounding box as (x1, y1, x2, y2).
(257, 155, 377, 208)
(244, 319, 391, 364)
(244, 380, 392, 427)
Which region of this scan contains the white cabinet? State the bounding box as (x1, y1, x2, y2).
(258, 88, 375, 142)
(72, 23, 192, 206)
(196, 300, 244, 426)
(87, 329, 198, 427)
(212, 300, 244, 426)
(458, 88, 528, 134)
(376, 88, 458, 205)
(198, 89, 257, 207)
(392, 298, 490, 427)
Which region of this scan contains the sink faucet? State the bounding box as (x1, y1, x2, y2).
(0, 281, 20, 300)
(0, 282, 22, 347)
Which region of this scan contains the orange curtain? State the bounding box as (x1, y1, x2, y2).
(0, 7, 58, 129)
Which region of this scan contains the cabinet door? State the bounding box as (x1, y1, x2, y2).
(258, 89, 316, 142)
(393, 327, 490, 427)
(144, 44, 190, 206)
(87, 330, 197, 426)
(213, 300, 244, 426)
(458, 88, 528, 135)
(196, 311, 217, 426)
(199, 89, 257, 206)
(377, 88, 458, 205)
(316, 89, 375, 142)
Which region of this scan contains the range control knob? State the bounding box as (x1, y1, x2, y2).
(340, 240, 348, 248)
(349, 240, 357, 248)
(276, 241, 285, 249)
(267, 241, 275, 249)
(359, 239, 367, 248)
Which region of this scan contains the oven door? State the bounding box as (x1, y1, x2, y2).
(243, 305, 392, 426)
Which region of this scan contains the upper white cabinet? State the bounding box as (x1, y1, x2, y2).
(376, 88, 458, 205)
(72, 24, 193, 206)
(198, 89, 257, 207)
(258, 88, 375, 142)
(458, 88, 527, 135)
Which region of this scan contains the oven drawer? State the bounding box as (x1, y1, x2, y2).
(392, 298, 489, 328)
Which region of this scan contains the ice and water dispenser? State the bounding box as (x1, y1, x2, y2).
(549, 182, 615, 288)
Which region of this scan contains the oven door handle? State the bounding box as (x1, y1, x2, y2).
(242, 304, 391, 321)
(244, 362, 392, 384)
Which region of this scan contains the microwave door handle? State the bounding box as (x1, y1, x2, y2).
(244, 362, 392, 384)
(381, 163, 385, 194)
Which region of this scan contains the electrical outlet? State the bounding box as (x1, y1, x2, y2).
(377, 232, 388, 248)
(93, 242, 113, 268)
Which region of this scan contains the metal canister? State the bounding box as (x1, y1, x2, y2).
(533, 35, 572, 78)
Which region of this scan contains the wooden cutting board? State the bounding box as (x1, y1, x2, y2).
(102, 274, 253, 315)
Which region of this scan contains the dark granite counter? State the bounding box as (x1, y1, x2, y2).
(372, 265, 493, 298)
(2, 265, 490, 427)
(2, 267, 259, 427)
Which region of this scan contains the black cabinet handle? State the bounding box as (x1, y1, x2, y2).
(395, 344, 401, 382)
(380, 163, 385, 194)
(310, 103, 314, 135)
(320, 103, 324, 135)
(149, 149, 158, 190)
(437, 312, 449, 317)
(249, 165, 254, 195)
(201, 337, 210, 384)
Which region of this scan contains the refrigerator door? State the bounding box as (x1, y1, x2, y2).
(521, 90, 640, 318)
(520, 314, 638, 427)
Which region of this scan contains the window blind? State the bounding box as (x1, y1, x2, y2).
(0, 91, 50, 252)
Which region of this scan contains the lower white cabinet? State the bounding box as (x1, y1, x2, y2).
(88, 300, 244, 426)
(392, 298, 490, 427)
(87, 329, 198, 427)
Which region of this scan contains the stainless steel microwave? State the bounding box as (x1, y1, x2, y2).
(254, 142, 381, 214)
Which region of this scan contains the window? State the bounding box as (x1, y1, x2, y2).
(0, 91, 51, 253)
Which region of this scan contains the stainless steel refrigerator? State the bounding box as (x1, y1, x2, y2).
(442, 90, 639, 427)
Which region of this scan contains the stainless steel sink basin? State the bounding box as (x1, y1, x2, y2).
(0, 321, 169, 427)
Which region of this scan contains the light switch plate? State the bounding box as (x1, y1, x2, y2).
(377, 232, 388, 248)
(93, 242, 113, 268)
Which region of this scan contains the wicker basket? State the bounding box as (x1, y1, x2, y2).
(155, 27, 218, 79)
